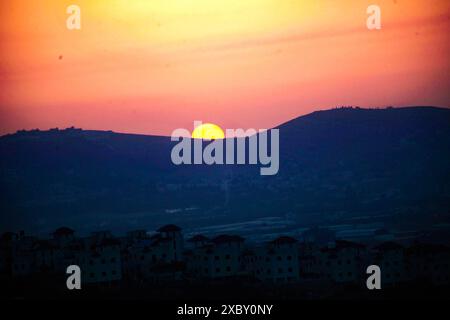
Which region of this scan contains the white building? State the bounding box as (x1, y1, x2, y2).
(80, 237, 122, 285)
(244, 236, 299, 283)
(122, 224, 184, 282)
(186, 235, 245, 279)
(372, 242, 409, 286)
(406, 243, 450, 286)
(316, 240, 367, 284)
(11, 232, 36, 277)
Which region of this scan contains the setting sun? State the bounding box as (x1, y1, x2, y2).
(191, 123, 225, 140)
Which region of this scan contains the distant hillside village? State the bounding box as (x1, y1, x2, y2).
(1, 225, 449, 289)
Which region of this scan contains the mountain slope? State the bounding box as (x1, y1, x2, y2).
(0, 106, 449, 234)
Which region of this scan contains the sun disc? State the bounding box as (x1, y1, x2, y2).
(192, 123, 225, 140)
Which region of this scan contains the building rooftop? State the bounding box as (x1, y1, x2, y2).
(374, 241, 404, 251)
(211, 235, 245, 244)
(270, 236, 297, 245)
(335, 240, 366, 249)
(52, 227, 75, 236)
(157, 224, 182, 233)
(188, 234, 209, 242)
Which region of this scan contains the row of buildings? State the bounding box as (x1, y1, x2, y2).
(1, 225, 449, 287)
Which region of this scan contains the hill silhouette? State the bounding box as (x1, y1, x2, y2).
(0, 106, 449, 235)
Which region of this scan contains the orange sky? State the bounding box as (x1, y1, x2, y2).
(0, 0, 449, 135)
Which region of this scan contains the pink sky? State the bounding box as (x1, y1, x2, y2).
(0, 0, 449, 136)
